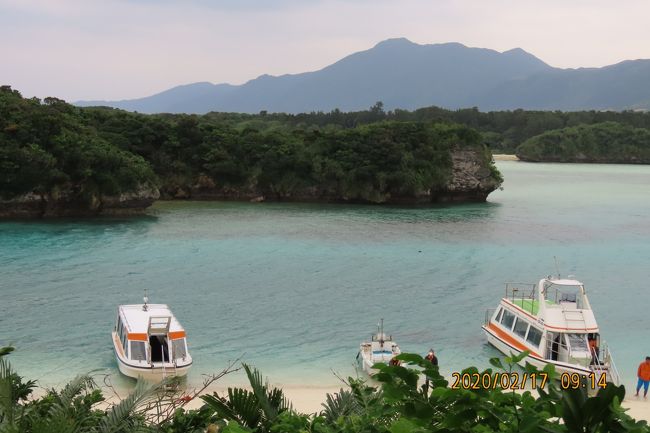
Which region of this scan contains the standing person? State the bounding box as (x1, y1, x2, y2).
(635, 356, 650, 398)
(425, 349, 438, 367)
(423, 349, 438, 394)
(587, 334, 599, 364)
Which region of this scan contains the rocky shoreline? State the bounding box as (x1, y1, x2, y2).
(0, 150, 500, 218)
(160, 149, 500, 204)
(0, 185, 160, 218)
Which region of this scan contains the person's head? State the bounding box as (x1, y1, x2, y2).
(428, 349, 434, 356)
(645, 356, 650, 362)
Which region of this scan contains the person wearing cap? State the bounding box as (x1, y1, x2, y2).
(425, 349, 438, 366)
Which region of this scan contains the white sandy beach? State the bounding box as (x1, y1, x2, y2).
(492, 154, 520, 161)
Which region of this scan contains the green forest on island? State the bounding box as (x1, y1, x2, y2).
(2, 85, 650, 205)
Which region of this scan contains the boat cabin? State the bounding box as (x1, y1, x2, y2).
(483, 277, 620, 384)
(113, 302, 192, 380)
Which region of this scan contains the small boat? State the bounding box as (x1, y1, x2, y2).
(357, 319, 401, 376)
(482, 276, 620, 384)
(112, 294, 192, 381)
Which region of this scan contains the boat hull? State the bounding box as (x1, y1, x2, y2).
(115, 351, 192, 381)
(358, 349, 398, 376)
(359, 355, 384, 376)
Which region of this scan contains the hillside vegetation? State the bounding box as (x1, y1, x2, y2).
(5, 83, 650, 215)
(516, 122, 650, 163)
(0, 86, 156, 201)
(1, 87, 501, 212)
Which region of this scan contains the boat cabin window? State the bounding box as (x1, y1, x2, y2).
(130, 341, 147, 361)
(526, 326, 543, 347)
(513, 317, 529, 339)
(121, 333, 128, 357)
(495, 307, 504, 323)
(172, 339, 187, 360)
(566, 334, 588, 351)
(500, 310, 516, 330)
(116, 315, 128, 355)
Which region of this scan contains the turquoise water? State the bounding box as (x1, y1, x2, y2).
(1, 161, 650, 391)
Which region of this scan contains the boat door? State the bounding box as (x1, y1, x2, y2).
(546, 332, 568, 361)
(148, 316, 171, 363)
(557, 334, 570, 362)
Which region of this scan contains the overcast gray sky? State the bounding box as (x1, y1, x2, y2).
(2, 0, 649, 101)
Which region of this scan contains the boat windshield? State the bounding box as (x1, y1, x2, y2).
(566, 333, 588, 351)
(544, 283, 584, 308)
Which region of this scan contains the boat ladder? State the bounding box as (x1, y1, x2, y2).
(590, 343, 621, 386)
(148, 316, 172, 335)
(160, 346, 179, 389)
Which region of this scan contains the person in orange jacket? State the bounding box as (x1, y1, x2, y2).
(635, 356, 650, 398)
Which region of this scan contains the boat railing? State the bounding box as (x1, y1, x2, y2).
(592, 341, 621, 385)
(484, 308, 496, 326)
(505, 283, 537, 302)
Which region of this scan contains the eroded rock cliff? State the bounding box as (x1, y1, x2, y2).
(0, 185, 159, 218)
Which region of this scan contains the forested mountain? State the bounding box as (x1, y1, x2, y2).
(77, 38, 553, 113)
(76, 38, 650, 114)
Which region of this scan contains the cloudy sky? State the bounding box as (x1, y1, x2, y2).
(2, 0, 649, 101)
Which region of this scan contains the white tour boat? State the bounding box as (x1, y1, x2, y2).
(482, 276, 620, 384)
(358, 319, 401, 376)
(112, 295, 192, 381)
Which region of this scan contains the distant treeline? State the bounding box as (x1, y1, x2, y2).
(195, 101, 650, 153)
(0, 87, 497, 204)
(517, 122, 650, 163)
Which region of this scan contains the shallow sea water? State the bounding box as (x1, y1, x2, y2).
(1, 161, 649, 390)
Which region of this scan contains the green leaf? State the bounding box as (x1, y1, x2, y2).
(488, 357, 504, 370)
(221, 421, 254, 433)
(394, 353, 424, 365)
(389, 417, 421, 433)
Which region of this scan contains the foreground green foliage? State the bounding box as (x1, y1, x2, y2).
(516, 122, 650, 163)
(2, 346, 648, 433)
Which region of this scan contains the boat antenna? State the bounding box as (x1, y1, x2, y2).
(143, 289, 149, 311)
(553, 256, 561, 279)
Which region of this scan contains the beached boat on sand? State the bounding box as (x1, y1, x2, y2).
(112, 295, 192, 381)
(358, 319, 401, 376)
(482, 276, 620, 384)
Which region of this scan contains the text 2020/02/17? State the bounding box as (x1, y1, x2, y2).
(450, 372, 608, 390)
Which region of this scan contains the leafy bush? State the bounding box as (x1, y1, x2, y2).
(3, 87, 501, 204)
(1, 346, 648, 433)
(516, 122, 650, 163)
(0, 87, 157, 201)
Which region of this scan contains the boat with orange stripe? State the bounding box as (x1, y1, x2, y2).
(112, 293, 192, 381)
(482, 276, 620, 384)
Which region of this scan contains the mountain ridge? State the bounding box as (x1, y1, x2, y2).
(75, 38, 650, 114)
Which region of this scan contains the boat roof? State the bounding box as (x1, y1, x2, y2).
(544, 278, 583, 286)
(118, 304, 185, 334)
